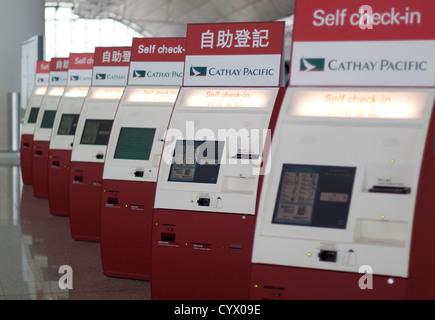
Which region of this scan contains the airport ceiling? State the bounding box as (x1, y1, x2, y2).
(45, 0, 295, 38)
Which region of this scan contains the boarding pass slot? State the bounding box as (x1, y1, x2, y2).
(369, 185, 411, 194)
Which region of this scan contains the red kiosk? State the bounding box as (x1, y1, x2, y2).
(69, 46, 130, 241)
(151, 22, 286, 299)
(250, 0, 435, 299)
(100, 37, 185, 280)
(32, 57, 69, 198)
(48, 53, 94, 216)
(20, 61, 50, 185)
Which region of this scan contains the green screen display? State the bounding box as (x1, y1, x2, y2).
(114, 127, 156, 160)
(40, 110, 56, 129)
(28, 107, 39, 124)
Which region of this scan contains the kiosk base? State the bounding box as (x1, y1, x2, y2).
(48, 149, 72, 216)
(69, 161, 104, 242)
(151, 209, 255, 300)
(20, 134, 34, 185)
(32, 140, 50, 198)
(100, 180, 156, 281)
(249, 264, 409, 300)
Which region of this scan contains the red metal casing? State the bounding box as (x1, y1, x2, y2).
(68, 161, 104, 241)
(32, 140, 50, 198)
(100, 180, 156, 280)
(20, 134, 34, 185)
(48, 149, 72, 216)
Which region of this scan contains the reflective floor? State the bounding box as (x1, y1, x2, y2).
(0, 154, 151, 300)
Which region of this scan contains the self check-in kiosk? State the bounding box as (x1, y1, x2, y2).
(48, 53, 94, 216)
(32, 57, 69, 198)
(100, 38, 185, 280)
(250, 0, 435, 299)
(69, 46, 130, 241)
(152, 22, 286, 300)
(20, 60, 50, 185)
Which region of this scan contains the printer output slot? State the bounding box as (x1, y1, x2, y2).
(368, 185, 411, 194)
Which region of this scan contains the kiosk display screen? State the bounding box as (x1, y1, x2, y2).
(272, 164, 356, 229)
(168, 140, 224, 184)
(28, 107, 39, 124)
(57, 114, 80, 135)
(80, 119, 113, 145)
(40, 110, 56, 128)
(114, 127, 156, 160)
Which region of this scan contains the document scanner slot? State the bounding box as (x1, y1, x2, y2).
(161, 232, 175, 242)
(368, 185, 411, 194)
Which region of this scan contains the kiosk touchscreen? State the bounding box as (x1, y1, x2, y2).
(20, 60, 50, 185)
(69, 46, 130, 242)
(48, 52, 94, 216)
(32, 57, 69, 198)
(151, 22, 286, 300)
(100, 37, 185, 280)
(250, 0, 435, 299)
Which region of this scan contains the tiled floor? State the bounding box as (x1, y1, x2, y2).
(0, 154, 151, 300)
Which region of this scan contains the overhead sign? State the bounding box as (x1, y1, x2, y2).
(49, 57, 69, 86)
(183, 21, 285, 87)
(92, 46, 131, 86)
(128, 37, 186, 86)
(35, 60, 50, 86)
(290, 0, 435, 87)
(67, 52, 94, 86)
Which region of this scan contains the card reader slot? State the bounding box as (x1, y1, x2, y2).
(232, 153, 259, 159)
(368, 185, 411, 194)
(229, 243, 242, 253)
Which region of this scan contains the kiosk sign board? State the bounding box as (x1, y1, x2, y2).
(35, 61, 50, 87)
(183, 22, 285, 87)
(289, 0, 435, 87)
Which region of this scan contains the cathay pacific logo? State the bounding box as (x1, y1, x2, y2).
(190, 66, 207, 76)
(96, 73, 106, 80)
(70, 75, 79, 81)
(51, 76, 60, 81)
(133, 70, 146, 78)
(300, 58, 325, 71)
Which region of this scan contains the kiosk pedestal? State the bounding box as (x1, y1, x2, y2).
(20, 62, 50, 185)
(69, 46, 130, 242)
(48, 54, 93, 216)
(99, 38, 185, 280)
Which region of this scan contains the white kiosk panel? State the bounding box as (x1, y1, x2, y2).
(252, 87, 434, 278)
